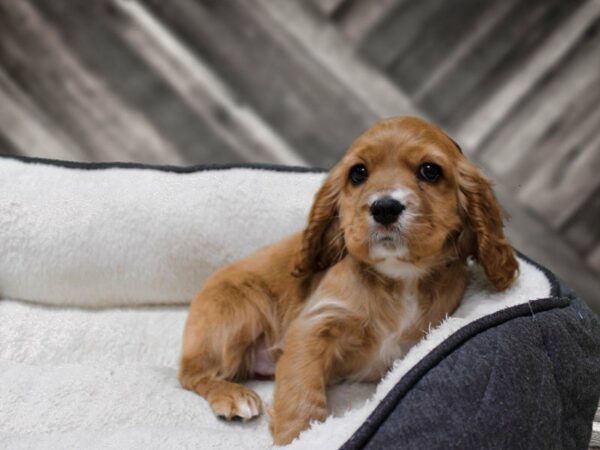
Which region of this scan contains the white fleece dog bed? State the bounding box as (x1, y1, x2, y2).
(0, 156, 590, 449)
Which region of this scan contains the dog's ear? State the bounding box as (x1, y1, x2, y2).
(292, 165, 346, 277)
(457, 159, 518, 290)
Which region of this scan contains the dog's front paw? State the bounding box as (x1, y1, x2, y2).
(269, 407, 327, 445)
(208, 382, 263, 422)
(271, 426, 302, 446)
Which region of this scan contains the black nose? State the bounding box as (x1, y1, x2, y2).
(370, 197, 405, 225)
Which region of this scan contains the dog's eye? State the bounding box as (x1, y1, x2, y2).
(349, 164, 368, 185)
(418, 162, 442, 183)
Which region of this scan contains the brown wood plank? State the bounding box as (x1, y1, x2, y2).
(29, 0, 246, 165)
(0, 0, 182, 164)
(142, 0, 378, 167)
(417, 0, 584, 128)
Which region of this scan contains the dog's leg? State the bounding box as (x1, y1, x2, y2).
(179, 279, 275, 421)
(269, 322, 336, 445)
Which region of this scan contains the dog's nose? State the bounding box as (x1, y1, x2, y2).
(370, 197, 405, 225)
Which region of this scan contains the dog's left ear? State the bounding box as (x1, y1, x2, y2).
(457, 159, 518, 290)
(292, 165, 346, 277)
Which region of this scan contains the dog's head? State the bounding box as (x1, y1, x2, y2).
(293, 117, 518, 290)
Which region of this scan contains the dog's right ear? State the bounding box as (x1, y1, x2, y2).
(292, 165, 345, 277)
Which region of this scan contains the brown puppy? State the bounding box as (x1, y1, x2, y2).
(179, 117, 518, 445)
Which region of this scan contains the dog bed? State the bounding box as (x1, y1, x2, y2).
(0, 154, 599, 449)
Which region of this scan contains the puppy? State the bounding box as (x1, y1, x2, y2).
(179, 117, 518, 445)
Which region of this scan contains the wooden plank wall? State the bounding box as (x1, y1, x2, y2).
(0, 0, 598, 311)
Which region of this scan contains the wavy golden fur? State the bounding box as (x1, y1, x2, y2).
(179, 117, 518, 445)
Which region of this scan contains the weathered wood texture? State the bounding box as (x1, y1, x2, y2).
(0, 0, 598, 311)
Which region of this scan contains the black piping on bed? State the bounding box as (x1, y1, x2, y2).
(0, 153, 327, 174)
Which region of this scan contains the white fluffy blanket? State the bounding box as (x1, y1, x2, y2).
(0, 157, 551, 449)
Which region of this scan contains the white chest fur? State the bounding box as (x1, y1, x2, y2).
(378, 291, 419, 361)
(352, 287, 421, 382)
(369, 243, 424, 280)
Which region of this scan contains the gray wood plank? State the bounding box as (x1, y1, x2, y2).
(335, 0, 402, 43)
(417, 0, 583, 128)
(0, 67, 85, 160)
(587, 244, 600, 276)
(485, 22, 600, 230)
(591, 420, 600, 449)
(117, 0, 304, 166)
(358, 0, 445, 70)
(308, 0, 349, 17)
(563, 185, 600, 256)
(518, 123, 600, 230)
(143, 0, 378, 167)
(0, 131, 20, 156)
(29, 0, 243, 165)
(479, 28, 600, 186)
(387, 0, 508, 96)
(255, 0, 420, 120)
(457, 0, 600, 151)
(0, 0, 181, 163)
(591, 402, 600, 449)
